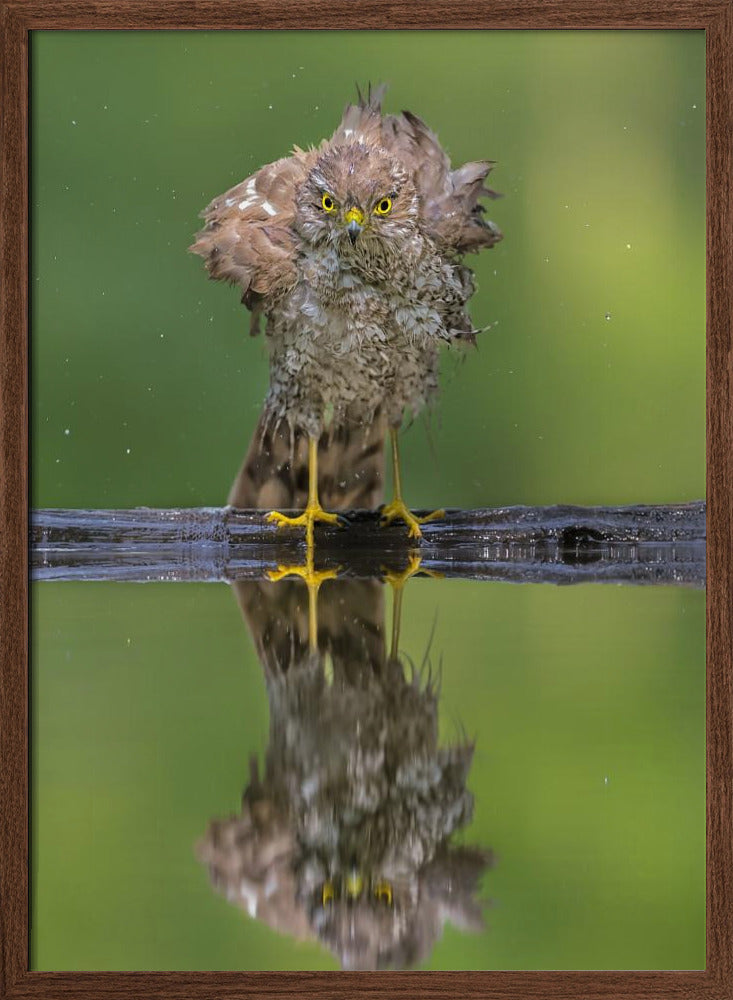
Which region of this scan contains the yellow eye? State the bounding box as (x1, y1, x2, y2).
(374, 197, 392, 216)
(321, 192, 336, 213)
(321, 880, 335, 905)
(373, 879, 393, 906)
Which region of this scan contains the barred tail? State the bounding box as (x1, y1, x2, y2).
(229, 411, 388, 676)
(227, 411, 386, 511)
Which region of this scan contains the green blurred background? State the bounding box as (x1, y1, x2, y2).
(31, 29, 705, 510)
(31, 30, 705, 970)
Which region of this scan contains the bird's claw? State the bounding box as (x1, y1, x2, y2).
(265, 502, 342, 533)
(382, 553, 443, 589)
(266, 563, 340, 587)
(379, 498, 445, 539)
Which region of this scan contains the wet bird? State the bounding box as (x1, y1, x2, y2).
(199, 568, 492, 970)
(195, 219, 494, 965)
(191, 85, 502, 551)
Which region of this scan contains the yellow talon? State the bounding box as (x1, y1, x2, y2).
(382, 553, 443, 589)
(266, 562, 339, 587)
(264, 436, 342, 547)
(383, 553, 443, 661)
(266, 502, 341, 544)
(380, 498, 445, 539)
(265, 558, 339, 653)
(381, 427, 444, 538)
(262, 434, 343, 651)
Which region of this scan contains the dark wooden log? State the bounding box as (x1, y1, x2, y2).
(30, 502, 706, 587)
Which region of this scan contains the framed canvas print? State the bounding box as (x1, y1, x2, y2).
(1, 2, 731, 999)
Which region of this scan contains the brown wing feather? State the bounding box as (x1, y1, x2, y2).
(189, 149, 316, 330)
(383, 108, 502, 253)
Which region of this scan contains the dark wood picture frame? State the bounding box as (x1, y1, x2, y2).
(1, 2, 730, 997)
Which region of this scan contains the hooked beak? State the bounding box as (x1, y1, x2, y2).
(344, 206, 365, 245)
(345, 867, 364, 899)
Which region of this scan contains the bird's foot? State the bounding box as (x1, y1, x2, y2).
(382, 553, 443, 590)
(266, 562, 340, 588)
(266, 503, 341, 587)
(379, 498, 445, 539)
(266, 557, 340, 655)
(265, 502, 342, 536)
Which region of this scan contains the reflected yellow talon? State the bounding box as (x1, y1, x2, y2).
(262, 436, 342, 651)
(266, 562, 339, 587)
(265, 557, 340, 653)
(383, 553, 443, 661)
(380, 498, 445, 539)
(382, 553, 443, 589)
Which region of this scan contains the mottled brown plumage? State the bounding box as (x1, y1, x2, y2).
(202, 415, 493, 969)
(193, 88, 498, 967)
(199, 576, 492, 970)
(191, 86, 501, 514)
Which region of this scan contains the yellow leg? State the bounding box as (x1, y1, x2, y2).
(383, 554, 443, 659)
(267, 552, 338, 653)
(390, 584, 404, 661)
(380, 428, 445, 539)
(265, 436, 341, 547)
(265, 436, 340, 652)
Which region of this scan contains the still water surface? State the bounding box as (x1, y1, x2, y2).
(32, 572, 704, 970)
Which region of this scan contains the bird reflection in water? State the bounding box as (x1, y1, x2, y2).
(197, 421, 493, 970)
